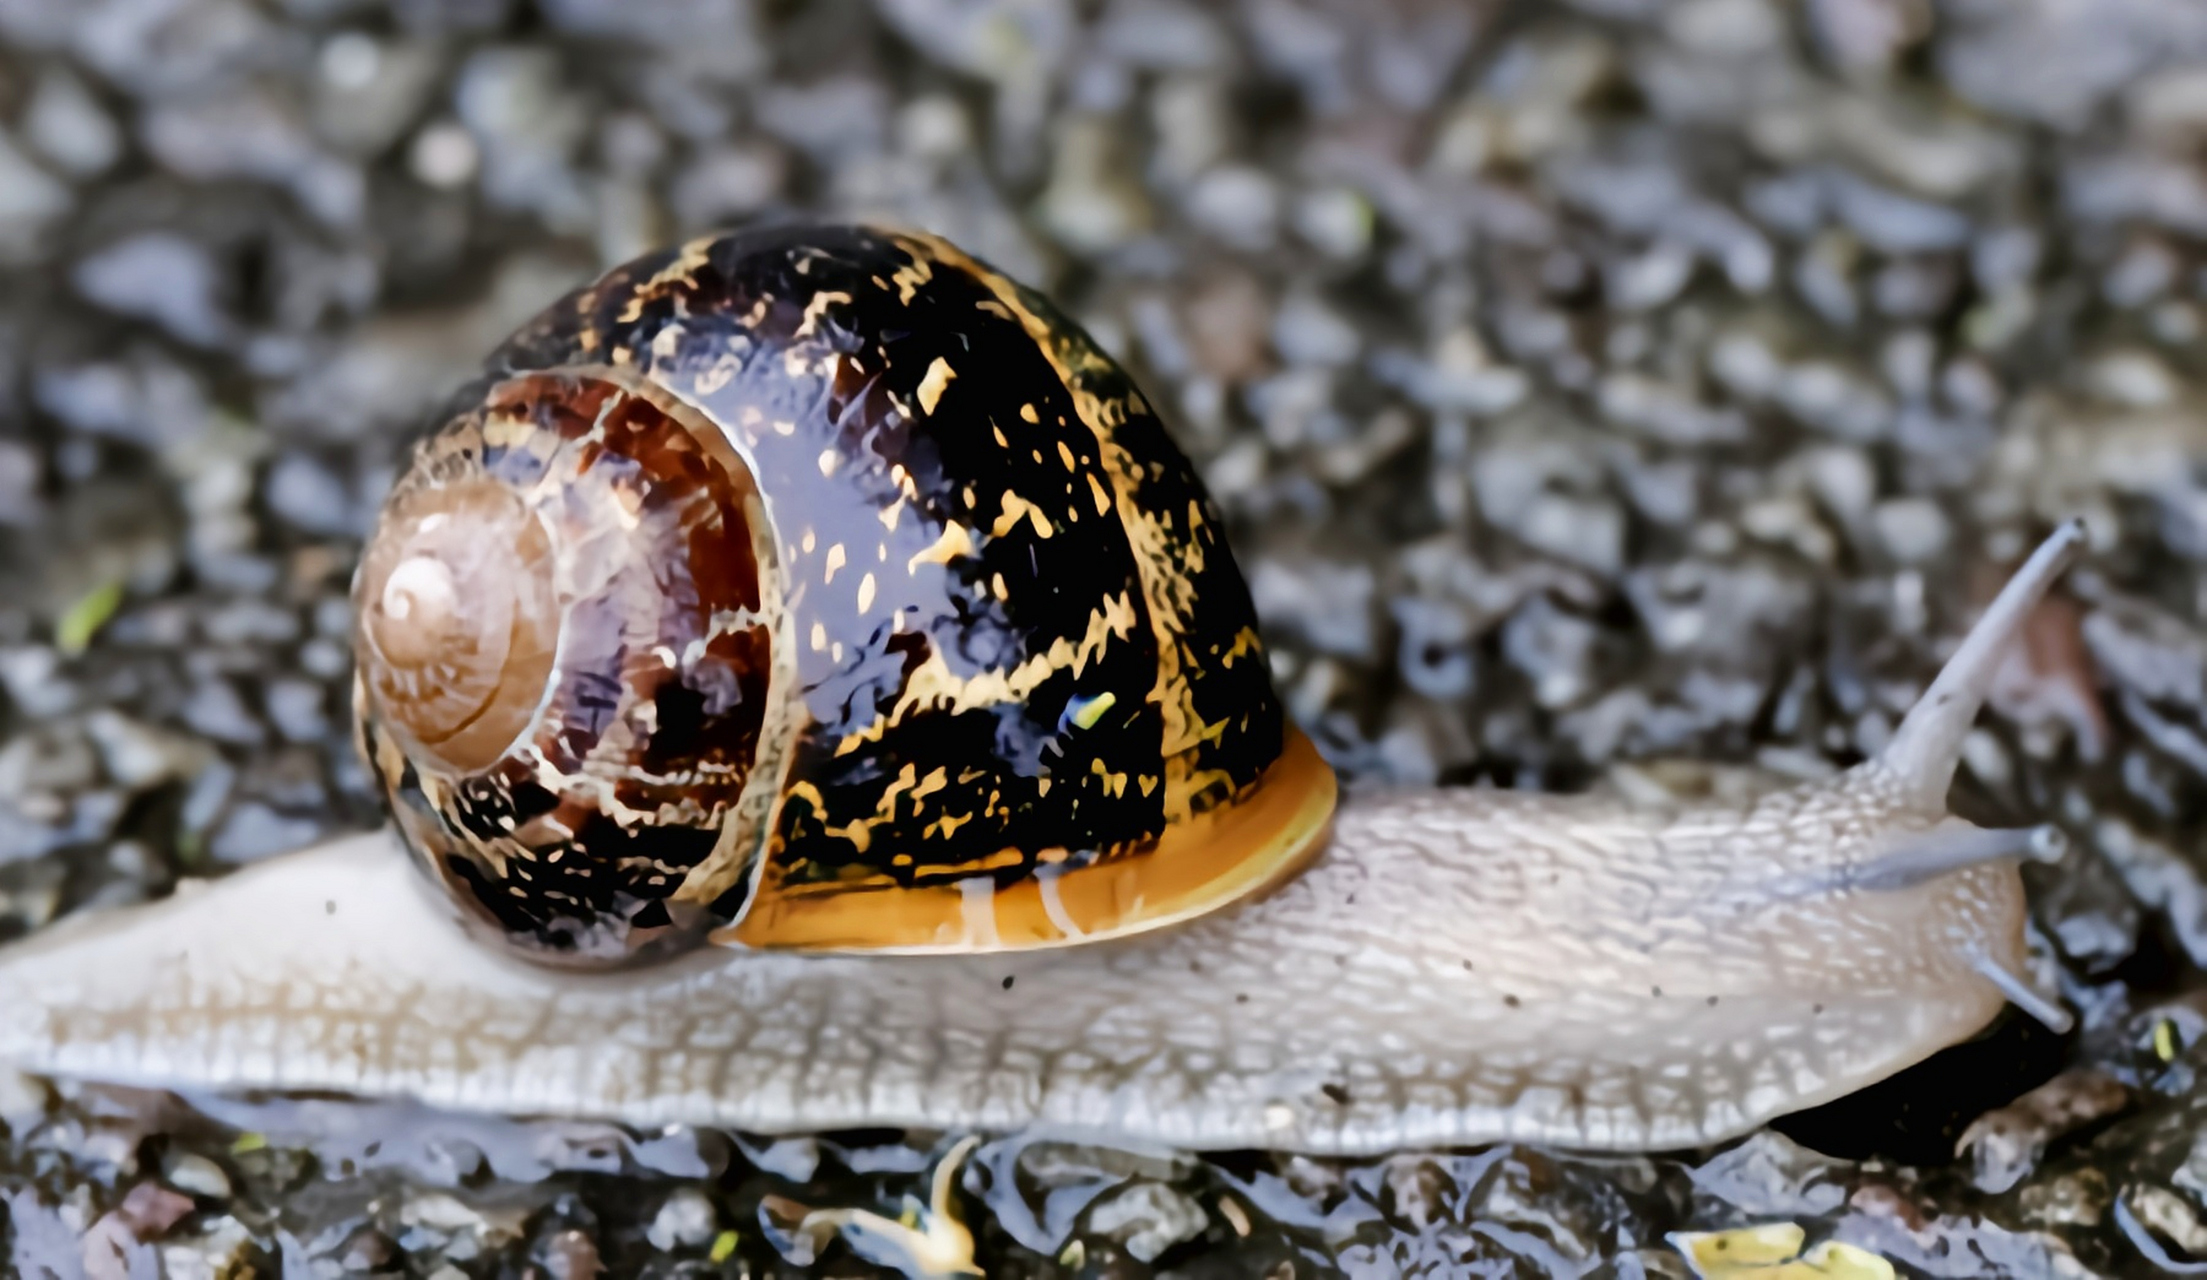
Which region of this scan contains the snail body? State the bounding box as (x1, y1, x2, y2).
(0, 227, 2083, 1153)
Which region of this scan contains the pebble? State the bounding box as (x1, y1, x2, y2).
(1036, 116, 1150, 254)
(669, 143, 787, 227)
(1293, 186, 1373, 260)
(1501, 595, 1603, 709)
(1270, 292, 1361, 367)
(85, 711, 205, 791)
(1807, 0, 1929, 74)
(1958, 1069, 2130, 1194)
(22, 67, 121, 177)
(0, 129, 71, 259)
(1184, 165, 1280, 252)
(1871, 496, 1950, 563)
(645, 1188, 718, 1250)
(262, 679, 328, 744)
(263, 452, 360, 538)
(180, 677, 265, 746)
(209, 802, 322, 864)
(1086, 1180, 1208, 1263)
(454, 47, 590, 230)
(162, 1152, 231, 1200)
(1246, 557, 1376, 661)
(73, 234, 236, 349)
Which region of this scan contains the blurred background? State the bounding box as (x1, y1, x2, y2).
(8, 0, 2207, 1274)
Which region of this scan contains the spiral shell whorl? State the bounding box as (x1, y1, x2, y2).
(355, 370, 777, 965)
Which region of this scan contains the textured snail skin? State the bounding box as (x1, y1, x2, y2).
(0, 524, 2082, 1153)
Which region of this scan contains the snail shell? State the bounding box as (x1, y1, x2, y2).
(350, 226, 1333, 965)
(0, 225, 2086, 1154)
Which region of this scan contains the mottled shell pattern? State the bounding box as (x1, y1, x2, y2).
(353, 225, 1337, 966)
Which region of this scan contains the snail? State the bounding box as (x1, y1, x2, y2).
(0, 225, 2084, 1155)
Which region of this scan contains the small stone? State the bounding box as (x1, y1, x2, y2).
(1957, 1069, 2129, 1193)
(2125, 1185, 2207, 1261)
(538, 1227, 602, 1280)
(410, 120, 480, 187)
(1807, 0, 1930, 74)
(209, 802, 323, 864)
(1182, 273, 1270, 382)
(1086, 1181, 1207, 1264)
(181, 677, 264, 746)
(455, 47, 591, 228)
(1597, 372, 1748, 445)
(1829, 172, 1971, 254)
(1184, 165, 1280, 252)
(162, 1152, 232, 1201)
(1270, 292, 1360, 367)
(2105, 238, 2181, 308)
(0, 1069, 46, 1127)
(755, 76, 888, 162)
(23, 68, 122, 177)
(158, 1216, 254, 1280)
(314, 34, 443, 156)
(1247, 557, 1376, 661)
(1871, 255, 1958, 318)
(1802, 446, 1877, 525)
(1972, 226, 2042, 293)
(1292, 186, 1372, 260)
(0, 129, 72, 260)
(116, 1182, 195, 1238)
(646, 1187, 718, 1250)
(2087, 349, 2180, 408)
(669, 143, 786, 227)
(1501, 595, 1603, 708)
(0, 440, 38, 528)
(1793, 232, 1860, 328)
(1036, 116, 1150, 255)
(1391, 597, 1478, 700)
(337, 1227, 397, 1273)
(1872, 497, 1949, 563)
(897, 95, 970, 161)
(2130, 64, 2207, 139)
(263, 679, 329, 744)
(85, 710, 205, 791)
(1605, 241, 1696, 311)
(264, 453, 360, 537)
(73, 233, 236, 349)
(1778, 361, 1891, 441)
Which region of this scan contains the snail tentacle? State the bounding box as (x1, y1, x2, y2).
(1872, 516, 2088, 806)
(1844, 824, 2064, 893)
(1966, 951, 2073, 1034)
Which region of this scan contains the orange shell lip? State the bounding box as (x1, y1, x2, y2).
(720, 726, 1339, 953)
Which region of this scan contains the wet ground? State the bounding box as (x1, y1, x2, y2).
(6, 0, 2207, 1274)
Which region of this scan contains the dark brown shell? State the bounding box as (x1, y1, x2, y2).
(353, 225, 1336, 965)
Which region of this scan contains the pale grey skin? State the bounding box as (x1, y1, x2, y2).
(0, 524, 2084, 1155)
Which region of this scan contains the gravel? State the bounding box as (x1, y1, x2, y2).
(3, 0, 2207, 1274)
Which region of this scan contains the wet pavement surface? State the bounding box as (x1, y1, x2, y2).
(6, 0, 2207, 1274)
